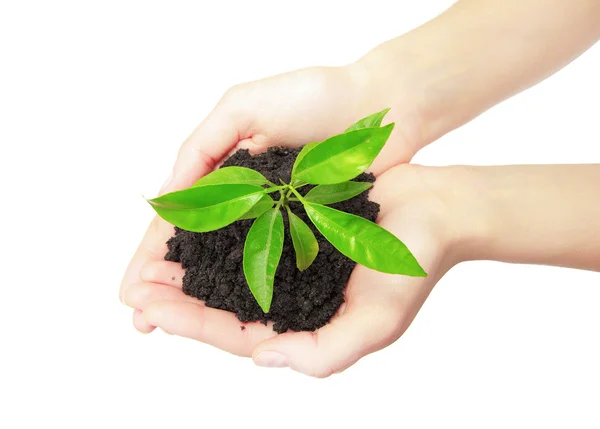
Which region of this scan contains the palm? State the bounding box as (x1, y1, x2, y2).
(121, 165, 451, 376)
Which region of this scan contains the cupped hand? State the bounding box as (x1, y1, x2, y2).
(121, 163, 468, 377)
(121, 64, 429, 335)
(160, 64, 425, 195)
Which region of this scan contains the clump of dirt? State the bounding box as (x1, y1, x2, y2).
(165, 147, 379, 333)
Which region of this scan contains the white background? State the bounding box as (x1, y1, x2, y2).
(1, 1, 599, 428)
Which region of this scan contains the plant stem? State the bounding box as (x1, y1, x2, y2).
(285, 204, 296, 220)
(275, 192, 286, 210)
(291, 179, 309, 189)
(267, 183, 305, 208)
(288, 186, 307, 204)
(264, 185, 286, 194)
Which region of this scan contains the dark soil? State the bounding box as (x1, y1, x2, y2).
(164, 147, 379, 333)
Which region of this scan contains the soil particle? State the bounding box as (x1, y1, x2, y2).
(165, 147, 379, 333)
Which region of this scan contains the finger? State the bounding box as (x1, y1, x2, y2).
(122, 282, 202, 311)
(133, 309, 156, 334)
(142, 300, 277, 357)
(120, 216, 175, 304)
(250, 290, 403, 378)
(166, 102, 248, 193)
(140, 261, 185, 288)
(250, 267, 438, 378)
(121, 98, 245, 307)
(251, 212, 441, 378)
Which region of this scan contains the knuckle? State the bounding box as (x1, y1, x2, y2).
(139, 261, 157, 282)
(313, 365, 337, 379)
(124, 283, 152, 309)
(119, 281, 129, 304)
(132, 310, 150, 333)
(365, 304, 406, 346)
(222, 84, 245, 103)
(384, 307, 411, 343)
(239, 323, 254, 344)
(149, 215, 163, 235)
(294, 361, 336, 379)
(301, 333, 337, 378)
(193, 306, 207, 340)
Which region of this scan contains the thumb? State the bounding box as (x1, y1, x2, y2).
(161, 106, 243, 194)
(251, 301, 403, 378)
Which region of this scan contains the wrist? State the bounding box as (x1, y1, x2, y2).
(378, 165, 490, 265)
(352, 6, 517, 155)
(355, 42, 471, 154)
(415, 165, 492, 265)
(348, 50, 432, 156)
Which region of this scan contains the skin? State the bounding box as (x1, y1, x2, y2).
(460, 165, 600, 271)
(123, 164, 462, 376)
(358, 0, 600, 154)
(120, 0, 600, 377)
(122, 163, 600, 376)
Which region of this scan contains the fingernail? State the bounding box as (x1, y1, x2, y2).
(254, 351, 288, 368)
(159, 173, 173, 195)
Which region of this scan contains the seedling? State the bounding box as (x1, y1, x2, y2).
(147, 109, 426, 313)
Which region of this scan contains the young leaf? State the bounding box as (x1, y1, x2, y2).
(243, 208, 285, 313)
(286, 207, 319, 271)
(237, 194, 275, 220)
(292, 107, 391, 184)
(303, 202, 427, 276)
(192, 166, 268, 187)
(304, 181, 373, 205)
(345, 108, 391, 132)
(148, 184, 265, 232)
(292, 123, 394, 185)
(291, 141, 318, 187)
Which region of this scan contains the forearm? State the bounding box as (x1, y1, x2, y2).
(453, 165, 600, 271)
(356, 0, 600, 149)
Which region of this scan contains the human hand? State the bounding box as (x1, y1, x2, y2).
(161, 64, 433, 195)
(121, 63, 433, 334)
(121, 164, 473, 377)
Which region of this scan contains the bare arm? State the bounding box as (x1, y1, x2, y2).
(446, 165, 600, 271)
(356, 0, 600, 151)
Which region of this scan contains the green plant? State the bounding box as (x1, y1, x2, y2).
(147, 109, 426, 312)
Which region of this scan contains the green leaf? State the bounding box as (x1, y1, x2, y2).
(345, 108, 391, 132)
(291, 141, 318, 187)
(243, 208, 285, 313)
(291, 108, 391, 186)
(192, 166, 268, 187)
(286, 207, 319, 271)
(304, 181, 373, 205)
(303, 203, 427, 276)
(238, 194, 275, 220)
(237, 193, 275, 220)
(148, 184, 265, 232)
(292, 123, 394, 185)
